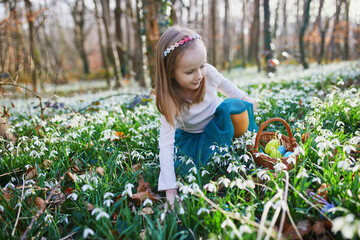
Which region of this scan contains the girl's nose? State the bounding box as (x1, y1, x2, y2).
(195, 69, 203, 80)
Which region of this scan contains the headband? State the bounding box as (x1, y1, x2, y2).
(163, 34, 201, 59)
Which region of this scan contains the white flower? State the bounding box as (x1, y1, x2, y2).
(218, 178, 230, 188)
(227, 162, 239, 173)
(201, 170, 210, 177)
(0, 205, 4, 212)
(239, 154, 250, 163)
(204, 182, 217, 192)
(332, 214, 358, 239)
(312, 177, 322, 184)
(287, 156, 296, 165)
(197, 207, 210, 215)
(122, 183, 134, 197)
(4, 183, 15, 189)
(83, 228, 95, 238)
(344, 145, 356, 155)
(142, 198, 153, 207)
(239, 225, 252, 234)
(187, 174, 196, 182)
(95, 211, 110, 220)
(221, 218, 232, 228)
(67, 193, 78, 201)
(103, 199, 114, 207)
(274, 162, 287, 172)
(296, 168, 309, 179)
(186, 159, 194, 165)
(189, 167, 197, 174)
(178, 207, 185, 215)
(82, 184, 94, 192)
(103, 192, 114, 199)
(44, 213, 53, 223)
(91, 208, 102, 216)
(257, 170, 270, 181)
(179, 185, 194, 195)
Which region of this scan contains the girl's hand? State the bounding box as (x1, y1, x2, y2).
(165, 188, 179, 209)
(242, 95, 258, 112)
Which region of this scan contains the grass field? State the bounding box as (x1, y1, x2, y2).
(1, 61, 359, 239)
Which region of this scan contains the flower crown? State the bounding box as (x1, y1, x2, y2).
(163, 34, 201, 59)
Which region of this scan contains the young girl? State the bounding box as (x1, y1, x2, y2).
(154, 25, 258, 205)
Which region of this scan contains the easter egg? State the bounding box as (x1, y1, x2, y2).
(278, 145, 286, 155)
(270, 149, 282, 158)
(265, 139, 280, 154)
(283, 151, 293, 158)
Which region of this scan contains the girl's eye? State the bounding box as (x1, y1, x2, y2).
(200, 64, 205, 68)
(186, 70, 193, 74)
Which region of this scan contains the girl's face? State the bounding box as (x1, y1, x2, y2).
(173, 41, 207, 99)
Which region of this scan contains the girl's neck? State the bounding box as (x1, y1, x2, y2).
(182, 89, 196, 101)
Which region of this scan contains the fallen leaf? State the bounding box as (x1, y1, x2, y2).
(283, 220, 311, 240)
(26, 167, 37, 179)
(137, 178, 151, 193)
(115, 131, 127, 139)
(86, 203, 94, 211)
(301, 132, 310, 144)
(64, 187, 74, 195)
(316, 183, 330, 201)
(34, 196, 45, 210)
(138, 207, 154, 215)
(96, 166, 105, 176)
(312, 221, 326, 236)
(132, 192, 156, 206)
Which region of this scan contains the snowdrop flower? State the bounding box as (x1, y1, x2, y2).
(103, 192, 114, 199)
(218, 178, 230, 188)
(239, 225, 252, 234)
(29, 150, 40, 159)
(287, 156, 296, 165)
(67, 193, 78, 201)
(312, 177, 322, 184)
(227, 163, 239, 173)
(186, 159, 194, 165)
(142, 198, 153, 207)
(91, 208, 102, 216)
(274, 162, 287, 172)
(219, 146, 228, 153)
(201, 169, 210, 177)
(338, 159, 352, 171)
(179, 185, 194, 195)
(103, 199, 114, 207)
(343, 145, 356, 155)
(25, 188, 35, 197)
(48, 150, 58, 159)
(25, 179, 35, 185)
(82, 184, 94, 192)
(239, 154, 250, 163)
(197, 207, 210, 215)
(0, 205, 4, 212)
(189, 167, 197, 174)
(178, 207, 185, 215)
(122, 183, 134, 197)
(187, 174, 196, 182)
(332, 214, 358, 239)
(257, 170, 270, 181)
(4, 182, 15, 189)
(15, 202, 22, 209)
(209, 145, 217, 151)
(296, 168, 309, 179)
(204, 182, 217, 193)
(221, 218, 232, 228)
(83, 228, 95, 238)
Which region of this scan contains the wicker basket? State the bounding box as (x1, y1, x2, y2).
(249, 117, 299, 170)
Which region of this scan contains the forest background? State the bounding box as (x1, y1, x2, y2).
(0, 0, 359, 93)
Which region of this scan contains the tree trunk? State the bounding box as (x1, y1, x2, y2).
(143, 0, 161, 88)
(201, 0, 205, 31)
(263, 0, 275, 73)
(125, 0, 133, 77)
(94, 0, 110, 88)
(222, 0, 230, 70)
(101, 0, 121, 88)
(248, 0, 261, 72)
(327, 0, 343, 61)
(170, 0, 178, 25)
(134, 0, 146, 87)
(272, 0, 280, 41)
(240, 0, 247, 68)
(209, 0, 217, 66)
(25, 0, 42, 91)
(299, 0, 312, 69)
(316, 0, 329, 64)
(282, 0, 288, 50)
(343, 0, 350, 60)
(115, 0, 129, 78)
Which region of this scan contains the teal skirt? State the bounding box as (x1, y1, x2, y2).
(174, 98, 258, 175)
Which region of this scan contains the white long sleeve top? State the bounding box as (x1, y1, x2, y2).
(158, 64, 247, 191)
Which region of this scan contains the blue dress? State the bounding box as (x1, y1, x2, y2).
(174, 98, 258, 175)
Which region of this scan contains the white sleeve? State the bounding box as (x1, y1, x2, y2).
(158, 114, 177, 191)
(206, 63, 247, 99)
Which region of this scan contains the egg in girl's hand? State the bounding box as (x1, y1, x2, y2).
(270, 149, 282, 158)
(265, 139, 280, 154)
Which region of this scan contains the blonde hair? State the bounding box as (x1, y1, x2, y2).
(154, 25, 206, 126)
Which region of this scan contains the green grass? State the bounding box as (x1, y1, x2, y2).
(1, 62, 360, 239)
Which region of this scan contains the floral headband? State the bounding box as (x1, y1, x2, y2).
(163, 34, 201, 59)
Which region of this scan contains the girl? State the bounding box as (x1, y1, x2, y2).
(154, 25, 258, 206)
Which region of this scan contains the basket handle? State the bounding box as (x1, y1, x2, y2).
(254, 117, 295, 152)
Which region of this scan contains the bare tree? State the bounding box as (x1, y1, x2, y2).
(133, 0, 146, 87)
(299, 0, 312, 69)
(24, 0, 43, 91)
(263, 0, 276, 73)
(248, 0, 261, 72)
(143, 0, 161, 88)
(115, 0, 129, 78)
(316, 0, 330, 64)
(282, 0, 288, 50)
(327, 0, 344, 61)
(222, 0, 230, 70)
(93, 0, 110, 87)
(69, 0, 90, 75)
(209, 0, 217, 66)
(343, 0, 350, 60)
(101, 0, 121, 88)
(240, 0, 247, 68)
